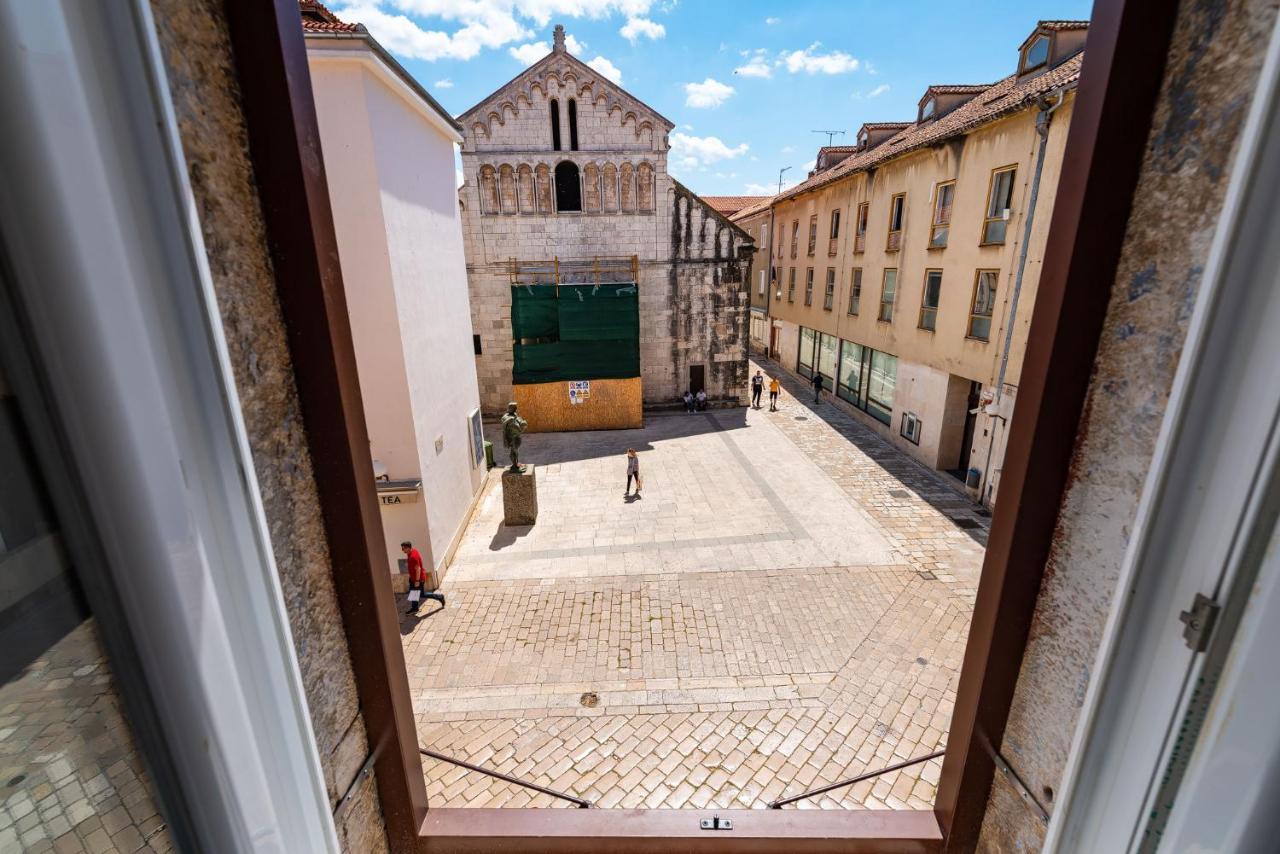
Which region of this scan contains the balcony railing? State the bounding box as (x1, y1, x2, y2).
(886, 231, 902, 252)
(854, 233, 866, 253)
(828, 237, 839, 256)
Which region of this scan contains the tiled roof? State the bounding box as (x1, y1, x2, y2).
(1039, 19, 1090, 30)
(299, 0, 361, 32)
(862, 122, 911, 131)
(774, 52, 1083, 205)
(818, 145, 860, 155)
(730, 196, 776, 223)
(924, 84, 992, 95)
(700, 195, 770, 216)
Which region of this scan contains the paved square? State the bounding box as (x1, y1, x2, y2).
(404, 359, 987, 810)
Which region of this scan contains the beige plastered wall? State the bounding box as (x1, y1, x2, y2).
(764, 94, 1074, 498)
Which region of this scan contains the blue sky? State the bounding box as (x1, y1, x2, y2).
(332, 1, 1093, 196)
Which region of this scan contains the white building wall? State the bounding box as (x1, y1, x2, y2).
(310, 52, 483, 574)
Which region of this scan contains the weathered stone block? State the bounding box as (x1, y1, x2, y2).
(502, 465, 538, 526)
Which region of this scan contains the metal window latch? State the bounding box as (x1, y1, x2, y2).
(1179, 593, 1220, 652)
(700, 815, 733, 831)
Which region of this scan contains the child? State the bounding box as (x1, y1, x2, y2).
(769, 375, 781, 411)
(625, 448, 642, 496)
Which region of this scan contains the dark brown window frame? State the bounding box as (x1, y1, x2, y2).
(229, 0, 1178, 849)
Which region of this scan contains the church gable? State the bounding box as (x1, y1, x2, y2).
(459, 26, 673, 153)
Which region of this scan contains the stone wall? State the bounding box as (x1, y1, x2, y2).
(148, 2, 388, 850)
(977, 0, 1280, 849)
(460, 48, 752, 414)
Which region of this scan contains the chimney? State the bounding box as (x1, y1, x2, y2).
(553, 24, 566, 53)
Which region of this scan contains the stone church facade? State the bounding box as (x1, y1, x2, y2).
(458, 26, 753, 428)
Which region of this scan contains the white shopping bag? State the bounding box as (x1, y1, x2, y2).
(407, 588, 422, 603)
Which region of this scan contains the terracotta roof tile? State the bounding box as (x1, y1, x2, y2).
(299, 0, 361, 33)
(1039, 19, 1090, 30)
(774, 52, 1083, 205)
(730, 196, 776, 223)
(923, 83, 992, 95)
(700, 195, 770, 216)
(862, 122, 911, 130)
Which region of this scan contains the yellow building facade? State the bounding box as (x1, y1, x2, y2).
(739, 21, 1086, 506)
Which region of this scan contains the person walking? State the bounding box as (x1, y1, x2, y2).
(403, 541, 444, 613)
(768, 375, 781, 411)
(812, 372, 823, 404)
(750, 370, 764, 408)
(624, 448, 642, 496)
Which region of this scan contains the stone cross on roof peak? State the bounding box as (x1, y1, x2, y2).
(553, 24, 566, 53)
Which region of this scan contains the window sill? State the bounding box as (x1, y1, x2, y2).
(419, 808, 944, 852)
(978, 240, 1006, 247)
(927, 243, 948, 251)
(965, 335, 991, 343)
(917, 326, 937, 333)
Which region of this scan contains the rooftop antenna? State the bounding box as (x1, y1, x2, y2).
(812, 130, 847, 146)
(776, 166, 792, 194)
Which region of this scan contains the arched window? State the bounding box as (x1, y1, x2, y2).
(554, 161, 582, 212)
(568, 98, 579, 151)
(549, 98, 562, 151)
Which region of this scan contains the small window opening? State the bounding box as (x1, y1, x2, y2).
(550, 98, 562, 151)
(568, 99, 579, 151)
(1022, 34, 1050, 73)
(473, 334, 483, 355)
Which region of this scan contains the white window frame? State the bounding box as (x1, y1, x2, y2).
(0, 2, 339, 850)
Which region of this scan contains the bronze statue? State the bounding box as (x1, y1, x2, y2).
(500, 402, 528, 472)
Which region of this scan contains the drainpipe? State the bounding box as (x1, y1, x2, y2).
(981, 88, 1066, 503)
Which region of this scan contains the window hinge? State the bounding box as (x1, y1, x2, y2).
(1178, 593, 1220, 652)
(699, 815, 733, 831)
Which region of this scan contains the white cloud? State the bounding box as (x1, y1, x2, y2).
(780, 145, 795, 153)
(683, 77, 735, 109)
(779, 43, 860, 75)
(802, 159, 816, 171)
(434, 78, 454, 88)
(336, 0, 657, 62)
(669, 132, 748, 170)
(587, 55, 623, 83)
(744, 182, 772, 194)
(868, 83, 890, 98)
(765, 16, 780, 25)
(619, 16, 665, 42)
(734, 49, 772, 79)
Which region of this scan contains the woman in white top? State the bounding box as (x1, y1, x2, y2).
(625, 448, 641, 496)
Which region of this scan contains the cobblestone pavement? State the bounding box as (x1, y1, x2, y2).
(404, 357, 987, 810)
(0, 622, 172, 854)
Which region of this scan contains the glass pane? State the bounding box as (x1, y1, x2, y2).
(1024, 35, 1049, 69)
(976, 271, 998, 315)
(839, 341, 864, 404)
(933, 184, 954, 224)
(848, 270, 861, 314)
(924, 273, 942, 309)
(969, 316, 992, 340)
(799, 327, 815, 371)
(930, 224, 949, 248)
(983, 218, 1008, 244)
(867, 350, 897, 424)
(0, 362, 173, 853)
(818, 333, 838, 378)
(920, 308, 937, 331)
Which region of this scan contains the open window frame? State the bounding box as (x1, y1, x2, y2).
(224, 0, 1183, 850)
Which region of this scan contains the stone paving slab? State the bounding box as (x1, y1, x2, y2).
(404, 357, 986, 810)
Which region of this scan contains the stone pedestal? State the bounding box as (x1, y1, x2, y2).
(502, 465, 538, 526)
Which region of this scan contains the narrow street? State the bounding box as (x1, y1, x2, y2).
(403, 358, 986, 810)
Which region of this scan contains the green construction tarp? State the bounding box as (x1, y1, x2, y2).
(511, 283, 640, 383)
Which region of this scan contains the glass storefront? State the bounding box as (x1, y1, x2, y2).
(800, 325, 897, 426)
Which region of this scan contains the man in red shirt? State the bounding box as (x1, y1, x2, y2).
(402, 541, 445, 613)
